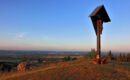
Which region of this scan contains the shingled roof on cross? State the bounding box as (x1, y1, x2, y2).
(89, 5, 111, 34)
(89, 5, 111, 22)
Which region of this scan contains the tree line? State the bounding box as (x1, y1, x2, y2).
(83, 49, 130, 62)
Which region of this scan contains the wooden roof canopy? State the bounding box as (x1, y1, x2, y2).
(89, 5, 111, 34)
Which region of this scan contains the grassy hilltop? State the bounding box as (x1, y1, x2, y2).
(0, 59, 130, 80)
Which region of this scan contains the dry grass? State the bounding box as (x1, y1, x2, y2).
(0, 59, 130, 80)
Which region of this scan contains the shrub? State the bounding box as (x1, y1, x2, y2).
(72, 57, 77, 60)
(126, 53, 130, 62)
(63, 56, 71, 61)
(83, 50, 96, 59)
(0, 64, 13, 72)
(116, 53, 130, 62)
(37, 58, 43, 63)
(107, 50, 114, 61)
(0, 64, 4, 71)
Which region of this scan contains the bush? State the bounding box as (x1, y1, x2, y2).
(107, 50, 114, 61)
(0, 64, 4, 71)
(116, 53, 130, 62)
(63, 56, 77, 61)
(63, 56, 71, 61)
(72, 57, 77, 60)
(0, 64, 13, 72)
(37, 58, 43, 63)
(83, 50, 96, 59)
(104, 51, 130, 62)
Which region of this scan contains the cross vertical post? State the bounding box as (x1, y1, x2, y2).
(97, 20, 101, 64)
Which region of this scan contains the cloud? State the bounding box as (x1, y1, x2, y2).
(14, 32, 27, 39)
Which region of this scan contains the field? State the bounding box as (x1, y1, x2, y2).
(0, 59, 130, 80)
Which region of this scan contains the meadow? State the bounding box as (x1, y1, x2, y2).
(0, 50, 130, 80)
(0, 59, 130, 80)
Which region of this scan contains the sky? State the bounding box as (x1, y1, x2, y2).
(0, 0, 130, 52)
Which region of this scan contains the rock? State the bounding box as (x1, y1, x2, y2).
(17, 62, 27, 72)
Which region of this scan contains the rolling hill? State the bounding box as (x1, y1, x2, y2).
(0, 59, 130, 80)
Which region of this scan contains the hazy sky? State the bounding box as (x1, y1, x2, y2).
(0, 0, 130, 52)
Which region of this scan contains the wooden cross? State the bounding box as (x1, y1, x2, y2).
(89, 5, 111, 64)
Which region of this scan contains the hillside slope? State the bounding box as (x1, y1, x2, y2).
(1, 59, 130, 80)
